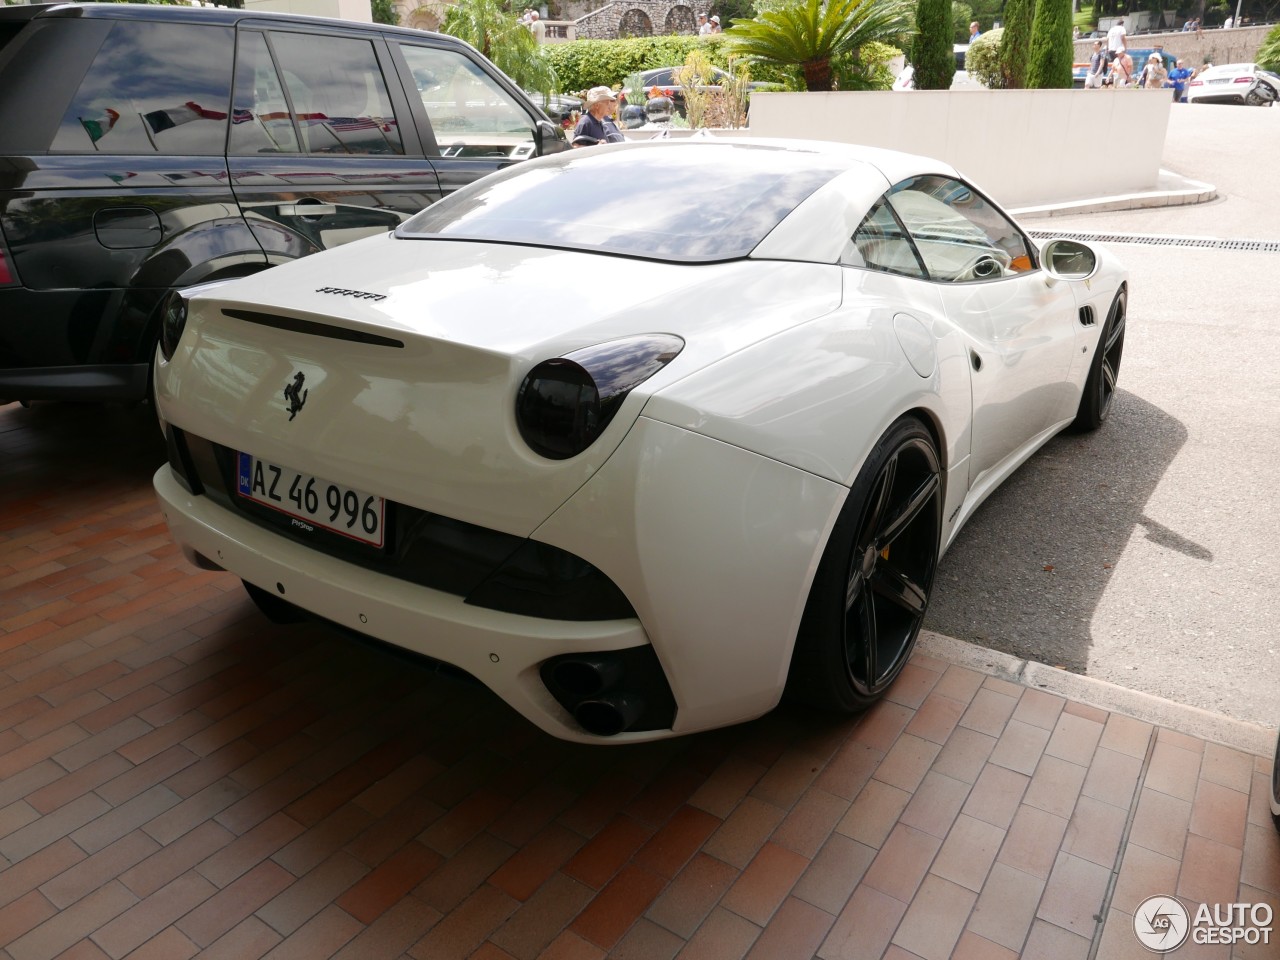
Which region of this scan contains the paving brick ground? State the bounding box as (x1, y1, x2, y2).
(1, 401, 1277, 959)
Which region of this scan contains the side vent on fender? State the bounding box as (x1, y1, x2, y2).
(1079, 306, 1097, 327)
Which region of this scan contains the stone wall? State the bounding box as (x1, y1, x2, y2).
(574, 1, 700, 38)
(1073, 23, 1271, 67)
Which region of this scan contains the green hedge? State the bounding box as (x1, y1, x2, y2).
(542, 36, 801, 92)
(541, 35, 902, 93)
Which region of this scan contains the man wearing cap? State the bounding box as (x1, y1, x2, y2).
(698, 13, 712, 35)
(571, 87, 626, 147)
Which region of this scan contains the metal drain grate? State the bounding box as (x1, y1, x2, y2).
(1029, 231, 1280, 254)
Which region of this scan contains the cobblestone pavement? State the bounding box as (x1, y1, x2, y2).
(1, 401, 1277, 959)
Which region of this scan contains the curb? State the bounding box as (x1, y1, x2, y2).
(917, 630, 1275, 759)
(1010, 170, 1217, 219)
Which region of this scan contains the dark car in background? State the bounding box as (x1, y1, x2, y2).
(0, 3, 566, 406)
(525, 90, 583, 126)
(637, 65, 767, 117)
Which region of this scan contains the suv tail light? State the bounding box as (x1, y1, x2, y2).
(0, 231, 18, 287)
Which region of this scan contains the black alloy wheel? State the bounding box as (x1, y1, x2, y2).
(787, 416, 943, 712)
(1073, 286, 1126, 431)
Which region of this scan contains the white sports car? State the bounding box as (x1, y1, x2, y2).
(1186, 62, 1280, 105)
(153, 139, 1128, 743)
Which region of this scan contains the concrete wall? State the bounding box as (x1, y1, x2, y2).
(744, 90, 1172, 208)
(243, 0, 373, 22)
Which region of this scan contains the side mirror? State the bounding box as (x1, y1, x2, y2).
(535, 118, 568, 155)
(1040, 238, 1099, 282)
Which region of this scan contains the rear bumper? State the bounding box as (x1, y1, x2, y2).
(154, 464, 651, 743)
(156, 416, 849, 742)
(1187, 91, 1247, 104)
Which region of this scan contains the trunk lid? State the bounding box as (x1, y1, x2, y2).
(163, 234, 842, 537)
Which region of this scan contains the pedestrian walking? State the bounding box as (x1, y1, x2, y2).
(1168, 58, 1193, 101)
(1139, 52, 1169, 89)
(1086, 40, 1107, 88)
(1108, 47, 1134, 87)
(1106, 18, 1127, 62)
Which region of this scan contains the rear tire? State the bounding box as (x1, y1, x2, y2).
(1072, 286, 1126, 431)
(786, 416, 942, 713)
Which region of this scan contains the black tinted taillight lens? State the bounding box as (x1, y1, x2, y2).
(159, 290, 189, 361)
(516, 334, 684, 460)
(0, 233, 17, 287)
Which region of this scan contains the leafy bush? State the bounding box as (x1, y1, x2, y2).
(542, 33, 900, 95)
(545, 36, 736, 92)
(964, 26, 1004, 87)
(1258, 23, 1280, 72)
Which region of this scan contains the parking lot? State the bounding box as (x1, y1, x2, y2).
(926, 104, 1280, 731)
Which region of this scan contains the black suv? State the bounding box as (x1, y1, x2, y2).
(0, 3, 566, 405)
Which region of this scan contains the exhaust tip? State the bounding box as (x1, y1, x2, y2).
(552, 655, 623, 698)
(575, 692, 645, 737)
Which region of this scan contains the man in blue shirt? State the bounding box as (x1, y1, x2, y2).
(1168, 58, 1194, 101)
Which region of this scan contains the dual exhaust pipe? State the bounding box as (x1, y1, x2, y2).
(550, 654, 645, 737)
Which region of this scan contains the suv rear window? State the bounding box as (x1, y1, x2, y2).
(51, 21, 234, 155)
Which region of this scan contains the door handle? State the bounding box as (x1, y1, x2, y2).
(276, 202, 336, 218)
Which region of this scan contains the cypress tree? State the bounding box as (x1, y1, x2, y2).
(912, 0, 956, 89)
(1026, 0, 1074, 87)
(999, 0, 1034, 88)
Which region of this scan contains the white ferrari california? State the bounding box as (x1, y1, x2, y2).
(153, 138, 1128, 743)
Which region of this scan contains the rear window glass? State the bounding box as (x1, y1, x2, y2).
(396, 142, 846, 261)
(51, 21, 234, 155)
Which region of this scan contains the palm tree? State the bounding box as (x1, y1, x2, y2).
(724, 0, 915, 92)
(441, 0, 557, 96)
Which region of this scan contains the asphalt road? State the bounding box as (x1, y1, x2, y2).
(925, 103, 1280, 729)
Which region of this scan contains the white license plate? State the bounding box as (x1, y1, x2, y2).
(236, 453, 386, 547)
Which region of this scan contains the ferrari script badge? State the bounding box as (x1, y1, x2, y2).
(284, 371, 308, 421)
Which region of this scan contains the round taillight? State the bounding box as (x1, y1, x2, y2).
(516, 359, 600, 460)
(516, 334, 684, 460)
(158, 290, 189, 362)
